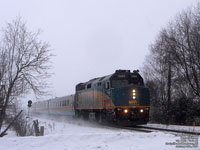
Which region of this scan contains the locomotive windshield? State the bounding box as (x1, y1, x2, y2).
(111, 70, 144, 88)
(112, 79, 129, 88)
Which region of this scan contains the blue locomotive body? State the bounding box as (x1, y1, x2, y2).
(75, 70, 150, 124)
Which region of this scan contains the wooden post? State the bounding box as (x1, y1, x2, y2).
(40, 126, 44, 136)
(33, 120, 40, 136)
(193, 121, 195, 131)
(33, 120, 44, 136)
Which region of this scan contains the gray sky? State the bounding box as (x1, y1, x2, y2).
(0, 0, 198, 100)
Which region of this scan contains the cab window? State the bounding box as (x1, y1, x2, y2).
(105, 82, 110, 89)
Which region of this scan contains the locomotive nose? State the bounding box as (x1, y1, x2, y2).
(112, 86, 150, 109)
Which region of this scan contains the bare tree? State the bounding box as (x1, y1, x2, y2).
(163, 6, 200, 99)
(142, 32, 173, 123)
(142, 3, 200, 124)
(0, 17, 52, 136)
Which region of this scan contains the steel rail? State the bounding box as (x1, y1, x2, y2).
(136, 125, 200, 135)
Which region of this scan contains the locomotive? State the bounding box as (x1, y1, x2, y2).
(31, 70, 150, 125)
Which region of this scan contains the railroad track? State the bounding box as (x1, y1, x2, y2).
(117, 126, 152, 133)
(101, 123, 200, 135)
(99, 123, 152, 133)
(136, 125, 200, 135)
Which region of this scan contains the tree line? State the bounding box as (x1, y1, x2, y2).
(142, 3, 200, 125)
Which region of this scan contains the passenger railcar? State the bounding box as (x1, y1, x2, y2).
(31, 70, 150, 125)
(32, 95, 74, 116)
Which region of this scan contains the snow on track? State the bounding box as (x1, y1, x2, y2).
(143, 123, 200, 133)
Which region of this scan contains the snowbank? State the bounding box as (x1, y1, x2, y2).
(0, 116, 199, 150)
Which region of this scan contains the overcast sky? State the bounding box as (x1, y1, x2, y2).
(0, 0, 199, 100)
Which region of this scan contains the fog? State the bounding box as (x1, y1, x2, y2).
(0, 0, 198, 100)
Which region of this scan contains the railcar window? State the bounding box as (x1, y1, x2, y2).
(87, 84, 91, 89)
(64, 100, 66, 106)
(97, 82, 101, 86)
(105, 82, 110, 89)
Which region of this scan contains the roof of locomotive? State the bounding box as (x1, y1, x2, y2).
(81, 70, 135, 84)
(91, 74, 113, 83)
(75, 73, 113, 91)
(75, 70, 141, 91)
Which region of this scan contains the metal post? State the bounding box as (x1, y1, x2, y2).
(27, 107, 30, 118)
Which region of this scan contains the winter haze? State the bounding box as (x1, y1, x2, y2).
(0, 0, 198, 100)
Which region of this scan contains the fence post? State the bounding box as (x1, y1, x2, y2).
(33, 120, 40, 136)
(33, 120, 44, 136)
(193, 121, 195, 131)
(40, 126, 44, 136)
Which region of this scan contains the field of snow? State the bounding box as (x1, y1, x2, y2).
(0, 115, 199, 150)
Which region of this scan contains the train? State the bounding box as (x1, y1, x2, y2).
(31, 70, 150, 125)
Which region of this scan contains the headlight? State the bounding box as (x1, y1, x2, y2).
(124, 109, 128, 113)
(132, 89, 136, 99)
(140, 109, 144, 113)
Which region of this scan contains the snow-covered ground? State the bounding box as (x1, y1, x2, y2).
(0, 115, 199, 150)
